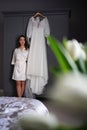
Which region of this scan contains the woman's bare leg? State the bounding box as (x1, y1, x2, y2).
(21, 81, 25, 97)
(16, 81, 22, 97)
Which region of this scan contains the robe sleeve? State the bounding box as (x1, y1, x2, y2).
(11, 49, 16, 65)
(26, 17, 32, 44)
(44, 17, 50, 37)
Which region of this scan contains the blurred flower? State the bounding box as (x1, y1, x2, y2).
(65, 39, 86, 61)
(46, 35, 87, 126)
(47, 35, 87, 74)
(50, 72, 87, 111)
(18, 112, 58, 130)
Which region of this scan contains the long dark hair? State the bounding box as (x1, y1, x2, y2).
(16, 35, 29, 50)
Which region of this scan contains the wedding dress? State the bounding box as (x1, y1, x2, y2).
(26, 16, 50, 95)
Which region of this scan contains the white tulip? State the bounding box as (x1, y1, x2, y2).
(50, 73, 87, 111)
(80, 49, 86, 60)
(18, 112, 58, 130)
(79, 43, 86, 60)
(65, 39, 86, 60)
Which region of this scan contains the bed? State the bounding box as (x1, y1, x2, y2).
(0, 96, 49, 130)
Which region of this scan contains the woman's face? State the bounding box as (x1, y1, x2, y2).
(19, 37, 25, 46)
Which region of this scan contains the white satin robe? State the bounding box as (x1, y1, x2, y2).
(11, 48, 28, 81)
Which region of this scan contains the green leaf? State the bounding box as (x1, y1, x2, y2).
(50, 66, 61, 76)
(76, 57, 86, 73)
(83, 43, 87, 53)
(47, 35, 79, 73)
(62, 37, 68, 47)
(85, 60, 87, 73)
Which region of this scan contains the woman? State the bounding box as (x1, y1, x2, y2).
(11, 35, 29, 97)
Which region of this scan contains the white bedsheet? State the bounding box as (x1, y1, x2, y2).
(0, 96, 49, 130)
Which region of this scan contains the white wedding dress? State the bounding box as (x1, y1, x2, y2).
(26, 16, 50, 95)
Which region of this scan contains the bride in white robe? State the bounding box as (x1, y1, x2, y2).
(26, 16, 50, 95)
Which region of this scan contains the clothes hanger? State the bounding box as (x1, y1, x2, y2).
(33, 12, 46, 18)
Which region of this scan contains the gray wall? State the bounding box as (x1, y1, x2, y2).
(3, 11, 69, 96)
(0, 0, 87, 93)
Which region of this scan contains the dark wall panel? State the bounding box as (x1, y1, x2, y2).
(3, 11, 69, 96)
(0, 1, 87, 91)
(3, 16, 24, 95)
